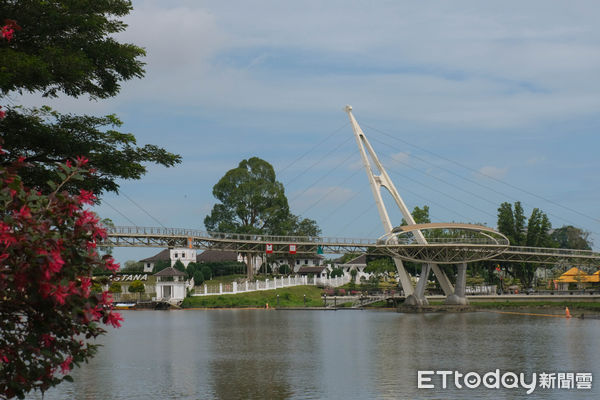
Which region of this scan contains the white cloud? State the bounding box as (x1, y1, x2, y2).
(289, 186, 355, 211)
(477, 165, 508, 179)
(391, 152, 410, 165)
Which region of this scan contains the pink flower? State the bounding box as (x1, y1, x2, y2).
(75, 210, 99, 227)
(75, 155, 89, 166)
(41, 334, 55, 348)
(60, 356, 72, 374)
(78, 189, 96, 205)
(105, 312, 123, 328)
(80, 277, 92, 297)
(14, 205, 32, 219)
(104, 257, 119, 272)
(1, 26, 14, 41)
(100, 291, 113, 306)
(52, 285, 70, 305)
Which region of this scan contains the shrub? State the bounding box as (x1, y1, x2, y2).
(0, 155, 122, 398)
(108, 282, 122, 293)
(128, 280, 145, 293)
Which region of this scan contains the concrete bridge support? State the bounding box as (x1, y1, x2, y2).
(445, 263, 469, 305)
(404, 263, 431, 306)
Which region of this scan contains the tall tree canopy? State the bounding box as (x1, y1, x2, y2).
(204, 157, 320, 236)
(496, 201, 553, 287)
(204, 157, 321, 279)
(550, 225, 592, 250)
(0, 0, 181, 195)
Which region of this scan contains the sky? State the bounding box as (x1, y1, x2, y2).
(21, 0, 600, 263)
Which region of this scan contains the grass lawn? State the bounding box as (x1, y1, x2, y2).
(201, 274, 293, 286)
(469, 301, 600, 312)
(181, 285, 324, 308)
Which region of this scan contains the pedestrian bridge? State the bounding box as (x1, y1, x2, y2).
(106, 225, 600, 266)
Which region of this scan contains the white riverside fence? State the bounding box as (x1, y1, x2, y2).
(193, 275, 350, 297)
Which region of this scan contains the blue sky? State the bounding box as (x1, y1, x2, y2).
(22, 1, 600, 262)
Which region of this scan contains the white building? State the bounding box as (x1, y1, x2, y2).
(154, 267, 193, 304)
(139, 247, 200, 273)
(334, 254, 372, 282)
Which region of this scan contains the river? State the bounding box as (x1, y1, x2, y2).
(27, 309, 599, 399)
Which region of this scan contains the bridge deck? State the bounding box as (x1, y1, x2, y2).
(106, 226, 600, 265)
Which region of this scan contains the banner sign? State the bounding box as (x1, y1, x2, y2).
(289, 244, 296, 254)
(266, 243, 273, 254)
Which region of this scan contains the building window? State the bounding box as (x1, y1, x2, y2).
(304, 260, 308, 265)
(296, 260, 300, 265)
(174, 253, 178, 258)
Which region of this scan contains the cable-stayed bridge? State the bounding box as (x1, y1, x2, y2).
(105, 106, 600, 306)
(106, 224, 600, 267)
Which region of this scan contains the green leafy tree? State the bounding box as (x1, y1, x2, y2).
(173, 260, 186, 273)
(186, 262, 198, 280)
(497, 201, 553, 287)
(278, 264, 291, 275)
(550, 225, 592, 250)
(0, 1, 181, 195)
(108, 282, 122, 293)
(120, 260, 143, 273)
(204, 157, 320, 279)
(152, 259, 170, 274)
(201, 266, 213, 282)
(365, 257, 396, 280)
(128, 280, 145, 294)
(205, 157, 290, 234)
(193, 270, 205, 286)
(330, 267, 344, 278)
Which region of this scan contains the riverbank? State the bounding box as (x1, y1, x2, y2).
(180, 285, 324, 308)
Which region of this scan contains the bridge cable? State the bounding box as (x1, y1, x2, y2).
(278, 122, 349, 176)
(364, 123, 600, 225)
(101, 199, 139, 227)
(120, 191, 167, 229)
(368, 129, 599, 235)
(298, 168, 364, 216)
(284, 134, 354, 187)
(289, 149, 358, 203)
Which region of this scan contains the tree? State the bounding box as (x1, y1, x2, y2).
(0, 156, 122, 399)
(186, 262, 198, 280)
(128, 280, 145, 294)
(201, 266, 213, 282)
(173, 260, 186, 273)
(365, 257, 396, 281)
(121, 260, 143, 273)
(496, 201, 553, 287)
(204, 157, 291, 235)
(152, 259, 170, 274)
(330, 267, 344, 278)
(108, 282, 122, 293)
(193, 270, 205, 286)
(278, 264, 291, 275)
(204, 157, 320, 279)
(0, 1, 181, 196)
(551, 225, 592, 250)
(400, 205, 431, 225)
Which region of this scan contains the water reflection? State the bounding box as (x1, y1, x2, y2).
(27, 310, 600, 400)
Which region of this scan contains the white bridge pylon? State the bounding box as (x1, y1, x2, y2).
(345, 105, 454, 305)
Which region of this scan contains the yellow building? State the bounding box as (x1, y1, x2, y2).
(554, 267, 599, 290)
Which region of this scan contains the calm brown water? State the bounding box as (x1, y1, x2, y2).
(27, 310, 599, 399)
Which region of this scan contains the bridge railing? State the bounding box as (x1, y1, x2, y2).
(193, 275, 350, 296)
(108, 226, 378, 245)
(506, 245, 598, 257)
